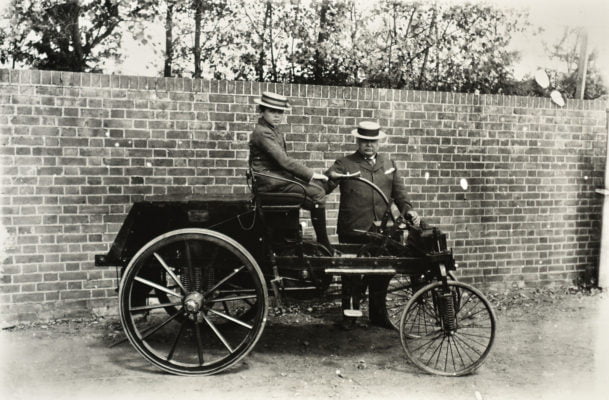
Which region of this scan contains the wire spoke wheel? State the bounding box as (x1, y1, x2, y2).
(399, 281, 495, 376)
(379, 274, 417, 329)
(119, 228, 268, 376)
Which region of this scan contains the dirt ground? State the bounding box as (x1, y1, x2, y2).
(1, 287, 608, 400)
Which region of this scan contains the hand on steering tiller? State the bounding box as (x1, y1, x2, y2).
(406, 210, 421, 227)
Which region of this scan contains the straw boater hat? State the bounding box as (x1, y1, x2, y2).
(351, 121, 386, 140)
(254, 91, 291, 111)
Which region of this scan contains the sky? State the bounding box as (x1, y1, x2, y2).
(500, 0, 609, 81)
(0, 0, 608, 84)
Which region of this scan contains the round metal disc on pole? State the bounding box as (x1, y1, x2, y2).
(534, 69, 550, 89)
(550, 90, 565, 107)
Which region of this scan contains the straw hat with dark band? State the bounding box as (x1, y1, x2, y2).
(254, 91, 291, 111)
(351, 121, 386, 140)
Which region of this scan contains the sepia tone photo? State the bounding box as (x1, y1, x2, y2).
(1, 1, 608, 399)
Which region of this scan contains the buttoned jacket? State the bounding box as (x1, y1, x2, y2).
(325, 151, 412, 238)
(248, 118, 314, 191)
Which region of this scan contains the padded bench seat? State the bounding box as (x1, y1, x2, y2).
(256, 192, 305, 208)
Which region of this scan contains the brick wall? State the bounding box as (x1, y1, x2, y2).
(0, 69, 607, 323)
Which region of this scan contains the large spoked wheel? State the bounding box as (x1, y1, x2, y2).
(399, 281, 495, 376)
(118, 228, 268, 376)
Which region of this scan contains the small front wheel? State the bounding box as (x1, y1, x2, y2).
(399, 281, 496, 376)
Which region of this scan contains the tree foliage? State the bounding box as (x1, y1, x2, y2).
(543, 27, 607, 100)
(1, 0, 605, 98)
(183, 0, 531, 93)
(359, 2, 529, 92)
(0, 0, 152, 72)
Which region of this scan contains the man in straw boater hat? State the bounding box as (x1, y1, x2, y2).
(248, 91, 336, 254)
(324, 121, 422, 329)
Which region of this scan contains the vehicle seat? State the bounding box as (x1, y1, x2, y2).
(256, 192, 304, 207)
(246, 168, 304, 247)
(247, 168, 307, 210)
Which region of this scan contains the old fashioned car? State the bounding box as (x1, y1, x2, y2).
(96, 171, 496, 376)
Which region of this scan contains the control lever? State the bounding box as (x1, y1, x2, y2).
(327, 171, 361, 180)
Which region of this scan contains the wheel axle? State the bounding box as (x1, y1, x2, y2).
(184, 292, 204, 313)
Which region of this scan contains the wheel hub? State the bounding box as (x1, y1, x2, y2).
(183, 292, 204, 314)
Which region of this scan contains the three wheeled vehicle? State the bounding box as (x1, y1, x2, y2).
(95, 171, 496, 377)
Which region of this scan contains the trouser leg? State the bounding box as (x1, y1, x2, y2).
(310, 205, 334, 253)
(341, 275, 363, 310)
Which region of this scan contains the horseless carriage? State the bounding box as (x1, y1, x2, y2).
(95, 171, 496, 377)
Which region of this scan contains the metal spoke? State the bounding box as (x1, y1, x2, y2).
(167, 319, 187, 361)
(447, 336, 458, 371)
(207, 308, 253, 329)
(456, 291, 475, 315)
(154, 252, 187, 294)
(453, 331, 487, 349)
(139, 311, 182, 341)
(134, 276, 182, 298)
(459, 326, 490, 339)
(405, 303, 422, 330)
(130, 301, 182, 312)
(203, 266, 246, 297)
(444, 335, 451, 372)
(451, 333, 477, 363)
(410, 337, 438, 360)
(452, 332, 484, 356)
(202, 314, 234, 353)
(194, 321, 204, 366)
(419, 297, 441, 321)
(408, 330, 444, 354)
(184, 240, 195, 288)
(451, 333, 468, 367)
(432, 335, 447, 369)
(425, 335, 446, 367)
(408, 328, 443, 339)
(459, 306, 491, 321)
(405, 303, 436, 337)
(208, 294, 258, 303)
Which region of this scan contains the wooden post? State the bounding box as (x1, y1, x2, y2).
(598, 109, 609, 289)
(575, 29, 589, 100)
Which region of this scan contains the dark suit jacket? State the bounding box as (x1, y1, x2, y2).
(248, 118, 314, 191)
(325, 151, 412, 239)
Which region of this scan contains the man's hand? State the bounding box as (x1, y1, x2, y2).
(311, 172, 329, 182)
(406, 210, 421, 227)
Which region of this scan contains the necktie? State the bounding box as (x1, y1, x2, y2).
(367, 157, 375, 166)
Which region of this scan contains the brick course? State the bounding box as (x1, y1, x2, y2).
(0, 69, 607, 323)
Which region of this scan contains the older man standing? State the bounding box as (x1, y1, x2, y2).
(325, 121, 421, 329)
